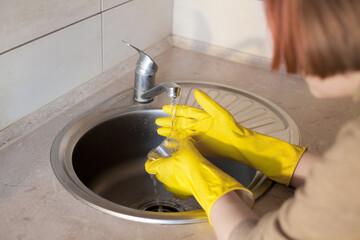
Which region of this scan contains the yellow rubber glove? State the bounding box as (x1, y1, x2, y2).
(156, 90, 307, 186)
(145, 138, 253, 221)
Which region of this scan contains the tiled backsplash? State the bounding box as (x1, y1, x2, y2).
(0, 15, 103, 131)
(0, 0, 173, 131)
(102, 0, 173, 71)
(0, 0, 100, 54)
(0, 0, 269, 132)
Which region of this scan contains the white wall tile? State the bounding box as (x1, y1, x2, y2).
(102, 0, 130, 10)
(173, 0, 272, 59)
(102, 0, 173, 71)
(0, 0, 100, 54)
(0, 15, 102, 130)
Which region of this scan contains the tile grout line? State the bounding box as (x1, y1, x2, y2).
(0, 12, 100, 56)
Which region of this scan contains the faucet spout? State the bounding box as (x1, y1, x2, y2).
(122, 41, 180, 103)
(139, 82, 181, 102)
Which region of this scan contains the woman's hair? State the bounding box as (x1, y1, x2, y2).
(265, 0, 360, 78)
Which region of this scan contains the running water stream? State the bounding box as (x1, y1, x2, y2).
(150, 174, 163, 212)
(169, 96, 178, 136)
(147, 95, 180, 212)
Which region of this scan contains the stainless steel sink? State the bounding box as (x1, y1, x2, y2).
(51, 82, 301, 224)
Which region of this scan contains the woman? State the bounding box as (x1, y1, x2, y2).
(146, 1, 360, 239)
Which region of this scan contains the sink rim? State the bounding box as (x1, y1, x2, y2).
(51, 81, 301, 224)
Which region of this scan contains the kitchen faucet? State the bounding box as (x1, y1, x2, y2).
(122, 41, 181, 103)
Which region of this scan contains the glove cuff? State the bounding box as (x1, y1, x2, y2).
(269, 145, 307, 186)
(205, 187, 254, 225)
(230, 127, 308, 186)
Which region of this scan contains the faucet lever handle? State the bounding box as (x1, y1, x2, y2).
(122, 40, 158, 72)
(122, 40, 143, 55)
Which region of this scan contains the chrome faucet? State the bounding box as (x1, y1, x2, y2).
(122, 41, 181, 103)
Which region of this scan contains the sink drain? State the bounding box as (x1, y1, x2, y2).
(140, 201, 182, 213)
(144, 204, 180, 213)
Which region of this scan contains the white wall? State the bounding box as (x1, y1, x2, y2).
(173, 0, 272, 59)
(0, 0, 173, 131)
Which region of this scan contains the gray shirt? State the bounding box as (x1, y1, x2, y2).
(230, 119, 360, 239)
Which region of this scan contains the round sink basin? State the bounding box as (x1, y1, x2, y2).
(51, 82, 301, 224)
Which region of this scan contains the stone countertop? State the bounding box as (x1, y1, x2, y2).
(1, 47, 359, 240)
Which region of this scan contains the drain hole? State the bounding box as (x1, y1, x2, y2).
(144, 204, 180, 213)
(140, 201, 182, 212)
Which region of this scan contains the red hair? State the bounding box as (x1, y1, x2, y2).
(265, 0, 360, 78)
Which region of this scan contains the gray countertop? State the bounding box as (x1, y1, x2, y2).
(1, 47, 359, 240)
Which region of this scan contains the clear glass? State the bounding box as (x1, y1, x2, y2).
(147, 95, 180, 160)
(147, 137, 180, 160)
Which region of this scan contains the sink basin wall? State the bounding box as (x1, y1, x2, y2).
(72, 110, 257, 212)
(51, 82, 301, 224)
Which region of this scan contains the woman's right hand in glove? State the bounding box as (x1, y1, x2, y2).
(156, 90, 306, 186)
